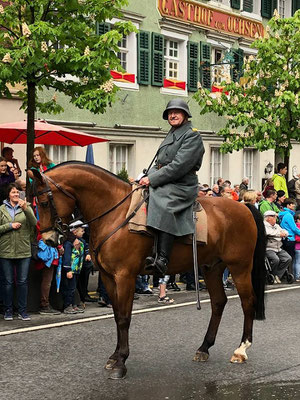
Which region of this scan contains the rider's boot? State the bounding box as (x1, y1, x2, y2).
(145, 231, 174, 277)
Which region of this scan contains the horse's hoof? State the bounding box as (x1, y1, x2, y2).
(193, 351, 209, 362)
(230, 353, 247, 363)
(104, 358, 117, 370)
(109, 366, 127, 380)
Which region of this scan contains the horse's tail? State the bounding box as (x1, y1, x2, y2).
(246, 203, 267, 320)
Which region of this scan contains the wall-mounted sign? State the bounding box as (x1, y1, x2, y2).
(158, 0, 264, 40)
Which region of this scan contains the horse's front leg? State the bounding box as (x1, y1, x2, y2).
(101, 271, 136, 379)
(194, 263, 227, 362)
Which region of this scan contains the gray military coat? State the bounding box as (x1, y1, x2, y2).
(147, 121, 205, 236)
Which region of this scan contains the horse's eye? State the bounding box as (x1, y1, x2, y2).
(40, 201, 49, 208)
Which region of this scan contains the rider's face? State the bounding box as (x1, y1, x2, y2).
(168, 109, 186, 128)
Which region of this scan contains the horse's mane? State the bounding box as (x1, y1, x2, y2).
(45, 160, 131, 186)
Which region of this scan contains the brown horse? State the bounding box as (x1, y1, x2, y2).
(28, 162, 266, 380)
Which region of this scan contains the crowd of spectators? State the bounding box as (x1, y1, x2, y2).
(1, 151, 300, 319)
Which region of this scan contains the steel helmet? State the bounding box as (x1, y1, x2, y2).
(162, 98, 192, 120)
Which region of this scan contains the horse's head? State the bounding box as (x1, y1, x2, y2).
(28, 168, 76, 247)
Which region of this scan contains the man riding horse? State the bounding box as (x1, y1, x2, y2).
(139, 98, 205, 276)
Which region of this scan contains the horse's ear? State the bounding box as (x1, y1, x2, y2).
(27, 169, 43, 184)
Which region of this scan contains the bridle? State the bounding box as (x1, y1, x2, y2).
(33, 173, 76, 235)
(33, 174, 148, 250)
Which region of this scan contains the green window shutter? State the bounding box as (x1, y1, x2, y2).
(231, 0, 241, 9)
(151, 32, 164, 87)
(96, 22, 111, 35)
(243, 0, 253, 12)
(261, 0, 272, 17)
(187, 42, 199, 92)
(231, 48, 244, 82)
(272, 0, 278, 14)
(137, 31, 150, 85)
(200, 42, 211, 89)
(292, 0, 300, 14)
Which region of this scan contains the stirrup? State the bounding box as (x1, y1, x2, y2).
(145, 255, 168, 277)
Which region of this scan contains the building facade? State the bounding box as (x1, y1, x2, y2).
(2, 0, 300, 187)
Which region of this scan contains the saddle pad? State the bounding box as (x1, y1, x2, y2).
(126, 185, 207, 244)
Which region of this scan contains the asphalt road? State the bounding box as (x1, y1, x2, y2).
(1, 284, 300, 400)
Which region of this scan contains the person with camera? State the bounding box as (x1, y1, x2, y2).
(0, 183, 37, 320)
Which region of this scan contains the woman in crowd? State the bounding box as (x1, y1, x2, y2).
(29, 146, 55, 173)
(0, 156, 15, 205)
(1, 147, 21, 177)
(0, 183, 37, 321)
(262, 177, 274, 198)
(243, 190, 257, 205)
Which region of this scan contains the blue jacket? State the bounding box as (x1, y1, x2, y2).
(37, 240, 58, 267)
(278, 208, 300, 241)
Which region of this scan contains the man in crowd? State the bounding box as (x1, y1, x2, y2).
(264, 210, 291, 284)
(212, 184, 220, 197)
(272, 162, 288, 197)
(198, 185, 209, 197)
(239, 177, 249, 200)
(259, 189, 280, 216)
(220, 185, 233, 199)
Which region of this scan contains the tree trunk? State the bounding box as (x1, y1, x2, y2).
(284, 151, 290, 182)
(26, 81, 36, 199)
(27, 81, 36, 167)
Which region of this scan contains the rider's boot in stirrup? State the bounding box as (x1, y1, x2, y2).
(145, 231, 174, 277)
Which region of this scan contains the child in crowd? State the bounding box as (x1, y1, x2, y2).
(62, 221, 91, 314)
(294, 213, 300, 282)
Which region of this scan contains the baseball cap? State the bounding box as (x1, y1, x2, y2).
(264, 210, 277, 218)
(69, 220, 88, 231)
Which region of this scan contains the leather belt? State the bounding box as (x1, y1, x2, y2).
(158, 164, 197, 175)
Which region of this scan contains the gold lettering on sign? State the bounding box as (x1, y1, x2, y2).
(161, 0, 169, 14)
(187, 3, 194, 21)
(158, 0, 264, 40)
(208, 10, 213, 26)
(178, 1, 186, 18)
(170, 0, 178, 16)
(245, 20, 251, 36)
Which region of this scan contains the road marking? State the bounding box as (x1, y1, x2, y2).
(1, 285, 300, 337)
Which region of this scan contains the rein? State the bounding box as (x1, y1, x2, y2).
(35, 173, 147, 249)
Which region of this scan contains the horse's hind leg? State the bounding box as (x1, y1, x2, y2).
(228, 261, 255, 363)
(194, 263, 227, 362)
(101, 270, 136, 379)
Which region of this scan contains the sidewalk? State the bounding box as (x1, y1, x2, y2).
(0, 274, 297, 333)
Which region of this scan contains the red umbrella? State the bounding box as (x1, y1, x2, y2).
(0, 120, 108, 146)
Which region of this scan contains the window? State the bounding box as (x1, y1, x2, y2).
(243, 150, 254, 188)
(211, 48, 230, 85)
(210, 148, 223, 187)
(117, 35, 128, 70)
(164, 39, 179, 79)
(45, 145, 74, 164)
(109, 144, 133, 175)
(158, 30, 188, 95)
(101, 18, 139, 90)
(279, 0, 286, 17)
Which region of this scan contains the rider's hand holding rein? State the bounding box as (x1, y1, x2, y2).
(139, 176, 150, 187)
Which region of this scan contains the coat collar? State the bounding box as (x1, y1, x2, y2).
(159, 121, 192, 149)
(173, 121, 192, 140)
